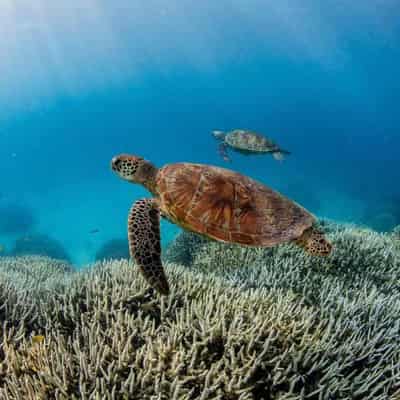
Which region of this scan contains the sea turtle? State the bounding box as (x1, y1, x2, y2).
(212, 129, 290, 162)
(111, 154, 332, 295)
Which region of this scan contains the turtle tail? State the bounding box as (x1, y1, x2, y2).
(294, 226, 332, 256)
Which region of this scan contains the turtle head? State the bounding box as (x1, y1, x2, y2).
(212, 130, 225, 141)
(111, 154, 158, 193)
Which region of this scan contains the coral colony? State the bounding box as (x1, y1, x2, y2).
(0, 222, 399, 398)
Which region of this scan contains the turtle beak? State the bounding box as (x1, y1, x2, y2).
(111, 156, 120, 172)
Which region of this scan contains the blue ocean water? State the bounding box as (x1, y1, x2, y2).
(0, 1, 399, 266)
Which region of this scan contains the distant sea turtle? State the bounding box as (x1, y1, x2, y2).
(212, 129, 290, 162)
(111, 154, 332, 295)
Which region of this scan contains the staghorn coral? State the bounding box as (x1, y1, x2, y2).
(0, 255, 72, 274)
(0, 251, 398, 399)
(163, 219, 348, 267)
(392, 225, 400, 242)
(0, 256, 73, 290)
(163, 230, 209, 266)
(391, 226, 400, 254)
(0, 256, 74, 338)
(167, 223, 400, 301)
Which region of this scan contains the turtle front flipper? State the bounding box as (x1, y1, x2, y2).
(218, 143, 231, 162)
(127, 198, 169, 295)
(294, 226, 332, 256)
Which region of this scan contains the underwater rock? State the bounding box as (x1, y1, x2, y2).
(94, 238, 129, 261)
(10, 233, 71, 262)
(0, 258, 398, 399)
(0, 203, 36, 235)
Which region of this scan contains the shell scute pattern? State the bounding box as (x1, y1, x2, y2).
(157, 163, 314, 246)
(157, 164, 202, 224)
(226, 130, 275, 152)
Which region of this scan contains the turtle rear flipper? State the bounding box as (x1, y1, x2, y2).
(218, 143, 231, 162)
(128, 198, 169, 295)
(294, 226, 332, 256)
(272, 149, 291, 161)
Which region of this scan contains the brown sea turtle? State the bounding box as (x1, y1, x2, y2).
(212, 129, 291, 162)
(111, 154, 332, 295)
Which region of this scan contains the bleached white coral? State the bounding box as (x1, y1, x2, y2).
(0, 249, 398, 399)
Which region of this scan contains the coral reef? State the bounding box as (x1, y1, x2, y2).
(0, 256, 74, 341)
(0, 232, 399, 399)
(163, 230, 209, 266)
(163, 219, 350, 267)
(0, 203, 35, 235)
(10, 233, 71, 262)
(95, 238, 130, 261)
(166, 223, 400, 301)
(391, 225, 400, 252)
(0, 255, 73, 280)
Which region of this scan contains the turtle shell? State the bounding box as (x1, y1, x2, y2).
(225, 130, 276, 153)
(156, 163, 315, 246)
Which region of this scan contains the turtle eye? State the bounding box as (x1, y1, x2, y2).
(111, 158, 122, 171)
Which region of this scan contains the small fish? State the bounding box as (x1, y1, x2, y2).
(90, 229, 100, 234)
(32, 335, 45, 344)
